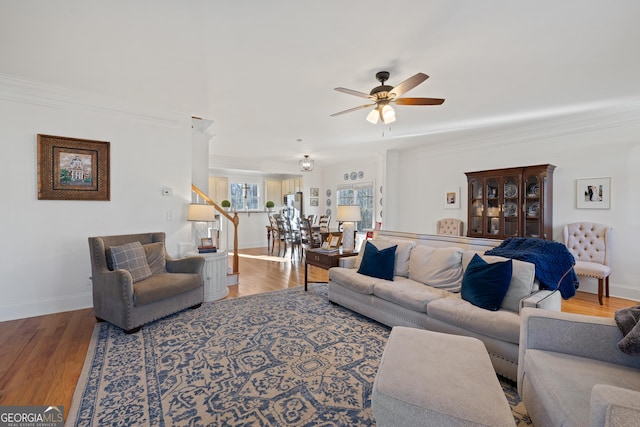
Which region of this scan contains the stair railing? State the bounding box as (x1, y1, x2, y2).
(191, 184, 240, 276)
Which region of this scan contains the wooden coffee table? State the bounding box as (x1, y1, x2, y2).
(304, 249, 357, 291)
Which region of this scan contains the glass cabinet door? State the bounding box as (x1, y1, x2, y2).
(502, 175, 520, 238)
(486, 178, 499, 236)
(469, 178, 484, 235)
(523, 174, 541, 238)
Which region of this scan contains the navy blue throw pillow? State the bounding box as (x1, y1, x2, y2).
(461, 254, 512, 311)
(357, 241, 397, 281)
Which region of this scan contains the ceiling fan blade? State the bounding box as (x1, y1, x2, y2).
(394, 97, 445, 106)
(334, 87, 374, 99)
(330, 103, 375, 117)
(389, 73, 429, 98)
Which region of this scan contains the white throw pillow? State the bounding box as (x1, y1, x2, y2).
(409, 246, 464, 292)
(354, 238, 416, 277)
(462, 250, 536, 312)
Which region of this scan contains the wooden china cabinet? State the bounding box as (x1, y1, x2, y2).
(465, 164, 555, 240)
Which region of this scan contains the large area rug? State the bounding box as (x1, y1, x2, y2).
(66, 284, 531, 426)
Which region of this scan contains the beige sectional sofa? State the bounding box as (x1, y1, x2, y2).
(328, 230, 561, 381)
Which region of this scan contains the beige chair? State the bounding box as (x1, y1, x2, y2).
(436, 218, 464, 236)
(88, 232, 204, 333)
(562, 222, 612, 305)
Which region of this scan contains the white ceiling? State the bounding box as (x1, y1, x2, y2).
(201, 1, 640, 173)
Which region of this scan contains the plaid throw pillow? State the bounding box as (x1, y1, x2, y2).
(109, 241, 153, 283)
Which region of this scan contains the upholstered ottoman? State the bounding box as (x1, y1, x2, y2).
(372, 327, 515, 426)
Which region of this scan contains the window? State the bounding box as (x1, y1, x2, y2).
(230, 182, 259, 210)
(336, 183, 374, 232)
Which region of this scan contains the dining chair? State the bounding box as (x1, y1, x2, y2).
(562, 222, 612, 305)
(436, 218, 464, 236)
(284, 216, 302, 260)
(268, 215, 282, 255)
(300, 218, 321, 259)
(275, 216, 289, 257)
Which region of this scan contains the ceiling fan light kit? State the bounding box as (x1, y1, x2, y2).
(366, 109, 379, 124)
(331, 71, 444, 124)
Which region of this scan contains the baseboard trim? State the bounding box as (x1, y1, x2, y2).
(576, 281, 640, 303)
(0, 292, 93, 322)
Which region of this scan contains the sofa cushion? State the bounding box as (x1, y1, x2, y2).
(143, 242, 166, 275)
(463, 250, 536, 312)
(427, 294, 521, 344)
(373, 278, 451, 313)
(523, 349, 640, 427)
(133, 273, 202, 306)
(328, 267, 377, 295)
(462, 254, 512, 311)
(355, 238, 416, 277)
(109, 241, 153, 283)
(408, 246, 464, 292)
(357, 241, 396, 281)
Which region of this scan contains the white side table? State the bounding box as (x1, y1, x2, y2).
(200, 250, 229, 301)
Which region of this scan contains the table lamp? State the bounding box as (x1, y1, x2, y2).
(336, 205, 361, 252)
(187, 203, 216, 250)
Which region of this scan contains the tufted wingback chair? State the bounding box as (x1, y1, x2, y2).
(436, 218, 464, 236)
(562, 222, 612, 305)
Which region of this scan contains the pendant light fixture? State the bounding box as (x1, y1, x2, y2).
(299, 155, 314, 172)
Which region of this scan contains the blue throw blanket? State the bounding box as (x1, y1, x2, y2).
(485, 238, 579, 299)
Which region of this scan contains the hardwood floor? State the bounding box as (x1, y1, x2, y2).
(0, 246, 636, 418)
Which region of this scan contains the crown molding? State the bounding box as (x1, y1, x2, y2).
(0, 73, 190, 128)
(389, 100, 640, 156)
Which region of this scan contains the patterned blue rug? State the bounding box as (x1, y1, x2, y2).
(66, 284, 531, 426)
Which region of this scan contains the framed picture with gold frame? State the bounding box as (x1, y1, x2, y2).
(37, 134, 110, 201)
(327, 233, 342, 249)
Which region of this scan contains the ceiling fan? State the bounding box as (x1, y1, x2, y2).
(331, 71, 445, 124)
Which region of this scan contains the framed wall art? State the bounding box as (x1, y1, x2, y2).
(443, 187, 460, 209)
(37, 134, 110, 201)
(310, 198, 319, 207)
(576, 177, 610, 209)
(326, 233, 343, 249)
(310, 187, 319, 197)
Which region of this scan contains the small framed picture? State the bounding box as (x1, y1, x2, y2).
(310, 188, 319, 197)
(576, 177, 611, 209)
(310, 197, 319, 206)
(327, 233, 342, 249)
(200, 237, 214, 248)
(443, 187, 460, 209)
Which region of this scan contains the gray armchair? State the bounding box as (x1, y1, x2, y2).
(518, 308, 640, 426)
(88, 232, 204, 333)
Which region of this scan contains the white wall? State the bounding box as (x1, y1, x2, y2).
(320, 155, 383, 229)
(0, 76, 194, 321)
(387, 113, 640, 300)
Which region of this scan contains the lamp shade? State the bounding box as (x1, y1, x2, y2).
(381, 104, 396, 124)
(187, 204, 216, 222)
(366, 109, 379, 124)
(336, 205, 362, 222)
